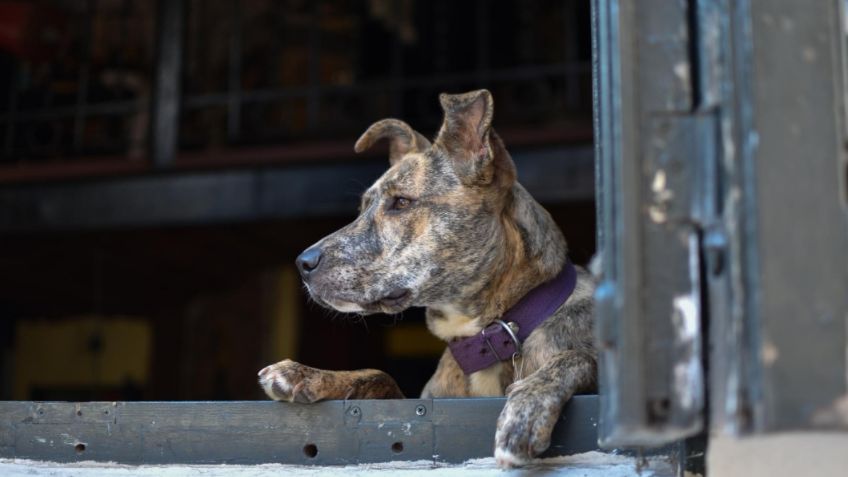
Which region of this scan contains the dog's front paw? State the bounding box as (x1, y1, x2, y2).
(258, 359, 325, 403)
(494, 380, 561, 468)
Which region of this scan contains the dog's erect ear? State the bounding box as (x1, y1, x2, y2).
(437, 89, 494, 150)
(354, 119, 431, 165)
(436, 89, 515, 189)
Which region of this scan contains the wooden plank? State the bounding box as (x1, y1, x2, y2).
(0, 397, 608, 465)
(0, 146, 594, 232)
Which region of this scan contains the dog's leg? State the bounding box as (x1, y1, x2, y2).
(494, 350, 596, 468)
(258, 359, 404, 402)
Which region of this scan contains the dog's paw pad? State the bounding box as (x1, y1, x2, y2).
(257, 360, 303, 402)
(259, 371, 293, 401)
(494, 447, 529, 469)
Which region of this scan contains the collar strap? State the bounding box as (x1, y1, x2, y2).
(447, 261, 578, 375)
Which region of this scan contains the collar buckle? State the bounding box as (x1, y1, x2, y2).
(481, 319, 522, 361)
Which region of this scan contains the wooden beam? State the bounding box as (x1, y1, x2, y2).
(0, 396, 627, 465)
(0, 146, 594, 232)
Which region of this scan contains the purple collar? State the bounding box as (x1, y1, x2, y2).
(447, 262, 578, 375)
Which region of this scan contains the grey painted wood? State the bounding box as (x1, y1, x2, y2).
(592, 0, 707, 447)
(0, 396, 614, 465)
(593, 0, 848, 442)
(741, 0, 848, 432)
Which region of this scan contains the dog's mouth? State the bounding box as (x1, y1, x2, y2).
(372, 288, 411, 309)
(308, 284, 413, 314)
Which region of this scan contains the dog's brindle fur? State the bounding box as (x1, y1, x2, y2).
(258, 90, 596, 467)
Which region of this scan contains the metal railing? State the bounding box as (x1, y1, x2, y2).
(0, 0, 591, 176)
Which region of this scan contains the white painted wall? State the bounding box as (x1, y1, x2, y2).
(709, 433, 848, 477)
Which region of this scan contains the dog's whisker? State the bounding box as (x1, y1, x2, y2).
(357, 315, 370, 333)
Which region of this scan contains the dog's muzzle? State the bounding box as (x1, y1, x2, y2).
(295, 244, 414, 314)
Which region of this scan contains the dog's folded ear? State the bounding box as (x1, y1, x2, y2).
(354, 119, 431, 165)
(436, 89, 516, 190)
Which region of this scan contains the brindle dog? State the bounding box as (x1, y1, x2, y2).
(258, 89, 597, 467)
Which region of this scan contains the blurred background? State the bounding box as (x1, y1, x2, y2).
(0, 0, 594, 401)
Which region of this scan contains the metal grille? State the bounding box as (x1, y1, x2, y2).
(0, 0, 156, 163)
(0, 0, 592, 173)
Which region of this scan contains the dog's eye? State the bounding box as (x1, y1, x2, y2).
(389, 196, 413, 211)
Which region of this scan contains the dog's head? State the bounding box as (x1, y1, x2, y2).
(297, 89, 517, 314)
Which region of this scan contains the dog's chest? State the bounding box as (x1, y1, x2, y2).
(425, 305, 484, 341)
(426, 306, 511, 396)
(469, 363, 506, 396)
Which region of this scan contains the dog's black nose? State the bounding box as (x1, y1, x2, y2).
(296, 247, 323, 276)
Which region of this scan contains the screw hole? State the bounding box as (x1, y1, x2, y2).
(391, 442, 404, 453)
(647, 398, 671, 421)
(75, 443, 86, 453)
(76, 410, 82, 416)
(303, 443, 318, 458)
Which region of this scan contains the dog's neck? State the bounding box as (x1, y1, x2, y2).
(426, 183, 567, 341)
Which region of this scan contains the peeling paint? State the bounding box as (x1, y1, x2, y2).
(761, 340, 779, 366)
(673, 62, 689, 86)
(671, 235, 704, 413)
(673, 295, 698, 340)
(802, 47, 817, 63)
(649, 170, 674, 224)
(811, 394, 848, 426)
(672, 293, 702, 410)
(652, 169, 667, 194)
(649, 206, 668, 224)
